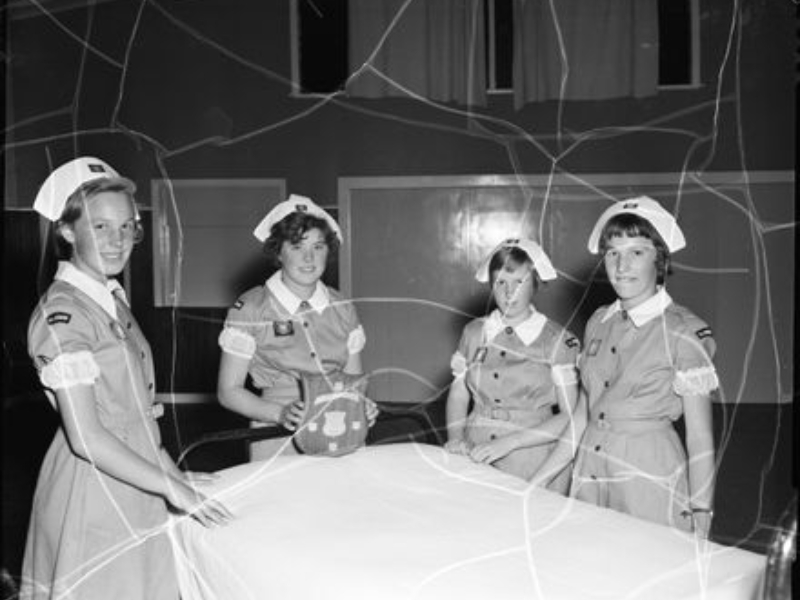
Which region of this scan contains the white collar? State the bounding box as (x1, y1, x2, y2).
(601, 287, 672, 327)
(54, 261, 128, 320)
(267, 271, 330, 315)
(484, 307, 546, 346)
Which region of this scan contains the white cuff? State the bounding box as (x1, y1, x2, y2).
(450, 351, 467, 378)
(347, 325, 366, 355)
(218, 327, 256, 359)
(551, 363, 578, 388)
(673, 366, 719, 396)
(40, 351, 100, 390)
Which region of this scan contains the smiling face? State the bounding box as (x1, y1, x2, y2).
(603, 235, 659, 309)
(491, 260, 535, 323)
(60, 190, 139, 282)
(279, 227, 329, 298)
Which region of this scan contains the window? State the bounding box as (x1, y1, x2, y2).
(657, 0, 699, 87)
(292, 0, 699, 96)
(485, 0, 513, 91)
(291, 0, 349, 95)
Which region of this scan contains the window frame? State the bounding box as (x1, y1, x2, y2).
(291, 0, 702, 98)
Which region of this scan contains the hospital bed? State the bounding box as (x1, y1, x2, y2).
(169, 442, 766, 600)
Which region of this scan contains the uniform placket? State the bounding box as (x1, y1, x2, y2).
(112, 290, 156, 395)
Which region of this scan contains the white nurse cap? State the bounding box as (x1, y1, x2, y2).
(253, 194, 342, 243)
(475, 238, 558, 283)
(33, 157, 129, 222)
(587, 195, 686, 254)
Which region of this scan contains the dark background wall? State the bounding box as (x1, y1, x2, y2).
(4, 0, 795, 203)
(2, 0, 796, 581)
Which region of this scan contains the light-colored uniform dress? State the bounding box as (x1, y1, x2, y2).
(219, 272, 366, 460)
(21, 262, 176, 600)
(450, 308, 580, 488)
(571, 288, 719, 531)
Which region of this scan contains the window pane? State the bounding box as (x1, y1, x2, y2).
(299, 0, 349, 94)
(492, 0, 513, 90)
(658, 0, 693, 86)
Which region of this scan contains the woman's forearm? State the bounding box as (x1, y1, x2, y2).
(70, 426, 185, 500)
(218, 385, 283, 424)
(446, 382, 470, 441)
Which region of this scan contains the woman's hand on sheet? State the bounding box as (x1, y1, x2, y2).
(167, 479, 234, 527)
(469, 435, 519, 465)
(279, 399, 305, 431)
(444, 439, 471, 455)
(365, 398, 380, 427)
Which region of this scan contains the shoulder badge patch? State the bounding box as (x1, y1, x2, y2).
(695, 327, 713, 340)
(46, 312, 72, 325)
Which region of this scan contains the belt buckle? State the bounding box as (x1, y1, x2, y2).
(491, 407, 511, 421)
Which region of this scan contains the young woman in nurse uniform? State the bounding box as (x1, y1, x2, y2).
(571, 196, 718, 538)
(217, 195, 377, 461)
(22, 157, 232, 600)
(444, 239, 581, 492)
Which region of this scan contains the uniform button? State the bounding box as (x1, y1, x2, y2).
(148, 383, 153, 390)
(604, 381, 610, 388)
(594, 445, 601, 452)
(505, 326, 513, 335)
(590, 474, 597, 480)
(141, 352, 146, 359)
(490, 434, 497, 440)
(610, 347, 616, 354)
(310, 352, 317, 358)
(494, 398, 501, 404)
(621, 310, 628, 320)
(598, 412, 605, 420)
(493, 373, 499, 379)
(127, 322, 132, 329)
(303, 322, 309, 328)
(500, 351, 506, 357)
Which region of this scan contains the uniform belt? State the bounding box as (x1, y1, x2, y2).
(475, 403, 555, 424)
(591, 416, 671, 433)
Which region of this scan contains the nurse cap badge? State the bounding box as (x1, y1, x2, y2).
(475, 237, 558, 283)
(33, 157, 136, 222)
(253, 194, 342, 243)
(587, 195, 686, 254)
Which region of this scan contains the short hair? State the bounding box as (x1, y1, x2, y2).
(263, 211, 340, 268)
(488, 246, 542, 292)
(53, 177, 140, 260)
(599, 213, 671, 283)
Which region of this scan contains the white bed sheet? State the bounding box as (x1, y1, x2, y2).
(170, 443, 764, 600)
